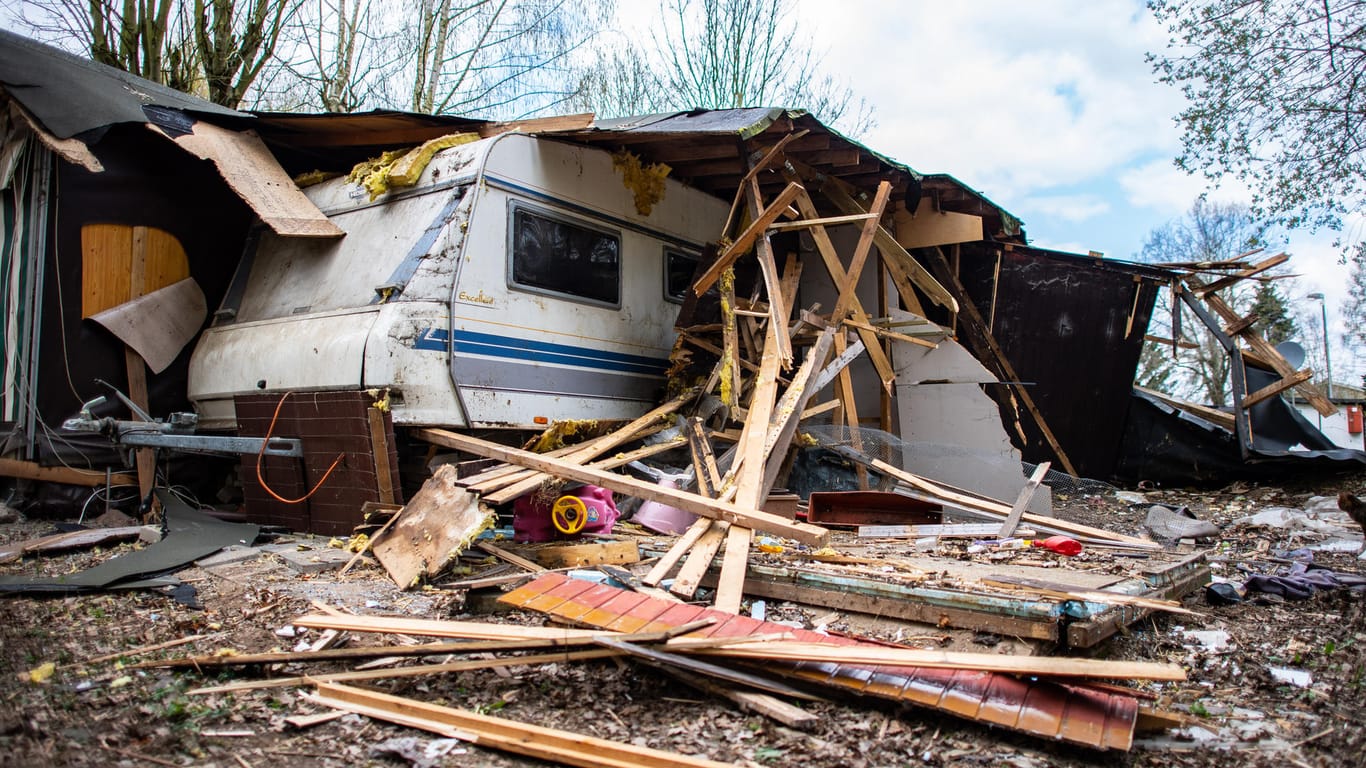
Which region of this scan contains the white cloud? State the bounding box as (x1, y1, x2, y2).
(805, 1, 1186, 202)
(1027, 194, 1110, 223)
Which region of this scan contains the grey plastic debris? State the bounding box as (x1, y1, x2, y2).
(369, 737, 468, 767)
(1143, 505, 1219, 541)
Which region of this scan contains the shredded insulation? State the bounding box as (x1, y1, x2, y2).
(347, 132, 479, 200)
(612, 149, 671, 215)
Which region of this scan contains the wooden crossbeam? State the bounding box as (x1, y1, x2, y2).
(1184, 275, 1335, 416)
(415, 429, 830, 547)
(693, 182, 804, 295)
(788, 188, 896, 390)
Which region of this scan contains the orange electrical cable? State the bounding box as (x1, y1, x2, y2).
(255, 392, 345, 504)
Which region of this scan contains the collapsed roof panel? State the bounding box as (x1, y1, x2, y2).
(0, 29, 242, 140)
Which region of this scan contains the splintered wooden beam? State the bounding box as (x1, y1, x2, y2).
(309, 682, 737, 768)
(760, 327, 837, 496)
(414, 429, 830, 547)
(644, 517, 713, 586)
(746, 177, 792, 367)
(1243, 368, 1314, 408)
(693, 182, 804, 295)
(1194, 252, 1289, 296)
(787, 187, 896, 390)
(1185, 275, 1335, 416)
(997, 461, 1050, 538)
(669, 521, 730, 598)
(482, 393, 693, 504)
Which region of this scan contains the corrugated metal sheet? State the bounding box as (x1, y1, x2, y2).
(500, 572, 1139, 750)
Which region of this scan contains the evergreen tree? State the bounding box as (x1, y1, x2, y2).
(1250, 281, 1298, 346)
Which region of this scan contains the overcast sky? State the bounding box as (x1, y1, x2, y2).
(618, 0, 1366, 381)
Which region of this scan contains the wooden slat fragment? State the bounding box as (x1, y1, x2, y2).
(309, 682, 737, 768)
(693, 182, 804, 295)
(997, 461, 1051, 538)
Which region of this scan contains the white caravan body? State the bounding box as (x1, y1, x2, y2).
(188, 133, 727, 430)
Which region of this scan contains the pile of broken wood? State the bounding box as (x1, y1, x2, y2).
(239, 134, 1208, 759)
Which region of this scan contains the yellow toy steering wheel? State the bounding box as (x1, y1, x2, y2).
(551, 495, 589, 535)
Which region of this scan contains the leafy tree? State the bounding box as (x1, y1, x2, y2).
(1147, 1, 1366, 256)
(575, 0, 874, 136)
(1345, 254, 1366, 343)
(1135, 198, 1274, 406)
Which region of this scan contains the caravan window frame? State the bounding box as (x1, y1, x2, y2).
(663, 247, 700, 304)
(506, 200, 622, 309)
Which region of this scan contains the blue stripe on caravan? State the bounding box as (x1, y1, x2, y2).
(413, 327, 669, 375)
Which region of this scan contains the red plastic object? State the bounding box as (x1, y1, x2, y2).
(1034, 535, 1083, 556)
(1348, 405, 1363, 434)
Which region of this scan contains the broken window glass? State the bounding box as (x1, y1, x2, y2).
(509, 205, 620, 306)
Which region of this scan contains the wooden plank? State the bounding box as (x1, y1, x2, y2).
(368, 407, 397, 505)
(1242, 368, 1314, 408)
(843, 316, 938, 348)
(686, 419, 722, 496)
(534, 540, 639, 568)
(642, 517, 713, 586)
(0, 458, 136, 487)
(482, 394, 692, 504)
(476, 541, 546, 573)
(595, 637, 820, 700)
(194, 649, 623, 695)
(660, 668, 821, 730)
(747, 177, 792, 367)
(1194, 252, 1289, 296)
(415, 429, 831, 546)
(371, 465, 494, 588)
(693, 182, 804, 295)
(719, 270, 742, 409)
(768, 213, 877, 231)
(669, 521, 730, 598)
(997, 462, 1050, 538)
(1186, 275, 1335, 415)
(291, 613, 606, 640)
(760, 327, 837, 496)
(787, 188, 896, 390)
(866, 458, 1159, 549)
(1134, 386, 1236, 431)
(713, 525, 753, 613)
(310, 682, 737, 768)
(690, 642, 1186, 681)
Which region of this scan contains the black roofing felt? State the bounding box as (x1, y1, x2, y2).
(0, 29, 242, 140)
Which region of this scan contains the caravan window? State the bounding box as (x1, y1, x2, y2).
(509, 203, 620, 307)
(664, 248, 700, 302)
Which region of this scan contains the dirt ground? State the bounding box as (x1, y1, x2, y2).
(1, 475, 1364, 768)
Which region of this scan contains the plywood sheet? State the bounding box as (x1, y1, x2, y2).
(371, 464, 493, 589)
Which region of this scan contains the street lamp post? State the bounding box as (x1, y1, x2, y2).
(1308, 292, 1333, 400)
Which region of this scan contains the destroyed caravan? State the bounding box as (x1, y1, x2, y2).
(187, 132, 729, 431)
